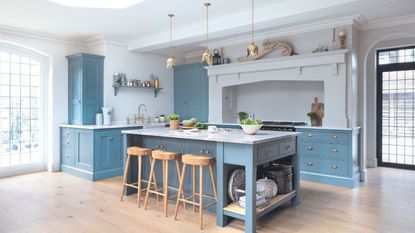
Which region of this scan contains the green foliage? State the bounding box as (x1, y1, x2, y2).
(307, 112, 317, 119)
(195, 122, 208, 130)
(182, 117, 197, 127)
(168, 113, 180, 121)
(237, 111, 249, 121)
(240, 118, 263, 125)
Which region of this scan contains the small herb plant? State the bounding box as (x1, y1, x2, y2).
(195, 122, 208, 130)
(240, 118, 263, 125)
(307, 112, 317, 119)
(168, 114, 180, 121)
(237, 112, 249, 121)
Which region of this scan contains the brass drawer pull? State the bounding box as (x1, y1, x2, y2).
(109, 137, 113, 141)
(332, 164, 338, 169)
(308, 133, 313, 137)
(331, 148, 338, 153)
(307, 146, 313, 150)
(332, 135, 338, 139)
(66, 141, 70, 145)
(66, 154, 70, 158)
(285, 145, 291, 150)
(307, 161, 313, 166)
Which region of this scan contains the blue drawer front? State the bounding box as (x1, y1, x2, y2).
(319, 159, 348, 177)
(300, 156, 320, 173)
(320, 143, 348, 160)
(320, 132, 348, 144)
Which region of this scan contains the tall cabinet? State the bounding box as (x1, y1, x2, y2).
(67, 53, 104, 125)
(174, 63, 209, 122)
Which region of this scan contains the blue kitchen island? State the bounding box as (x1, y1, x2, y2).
(121, 127, 301, 233)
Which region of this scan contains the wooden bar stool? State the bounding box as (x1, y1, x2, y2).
(174, 154, 218, 230)
(144, 150, 186, 217)
(120, 146, 159, 208)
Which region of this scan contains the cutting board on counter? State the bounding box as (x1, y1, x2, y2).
(311, 97, 324, 126)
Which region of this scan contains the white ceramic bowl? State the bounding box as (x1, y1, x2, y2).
(240, 124, 263, 135)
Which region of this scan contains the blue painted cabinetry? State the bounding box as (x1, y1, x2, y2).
(174, 63, 209, 122)
(60, 126, 141, 180)
(67, 53, 104, 125)
(297, 127, 360, 188)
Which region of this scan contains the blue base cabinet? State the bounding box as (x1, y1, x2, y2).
(67, 53, 104, 125)
(174, 63, 209, 122)
(296, 127, 361, 188)
(60, 126, 142, 181)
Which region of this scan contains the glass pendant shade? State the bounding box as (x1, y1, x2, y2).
(202, 49, 213, 65)
(166, 56, 176, 69)
(247, 0, 258, 57)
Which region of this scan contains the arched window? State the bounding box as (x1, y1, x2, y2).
(0, 44, 47, 175)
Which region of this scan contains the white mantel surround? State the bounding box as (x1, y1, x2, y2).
(206, 49, 350, 128)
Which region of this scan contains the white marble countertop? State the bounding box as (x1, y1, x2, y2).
(59, 123, 167, 130)
(121, 127, 300, 144)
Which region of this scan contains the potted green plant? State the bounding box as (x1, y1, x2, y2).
(307, 112, 318, 126)
(237, 111, 249, 122)
(168, 113, 180, 130)
(240, 118, 263, 135)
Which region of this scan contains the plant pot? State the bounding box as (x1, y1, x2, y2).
(169, 120, 180, 130)
(240, 124, 263, 135)
(310, 118, 318, 126)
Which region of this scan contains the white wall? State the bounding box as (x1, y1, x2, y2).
(0, 31, 87, 172)
(102, 43, 174, 123)
(359, 24, 415, 167)
(235, 81, 324, 123)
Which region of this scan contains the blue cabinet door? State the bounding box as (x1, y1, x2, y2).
(67, 53, 104, 125)
(174, 63, 208, 122)
(94, 130, 120, 171)
(74, 129, 93, 171)
(68, 58, 83, 125)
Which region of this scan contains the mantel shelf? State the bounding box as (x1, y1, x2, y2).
(112, 85, 163, 97)
(206, 49, 349, 77)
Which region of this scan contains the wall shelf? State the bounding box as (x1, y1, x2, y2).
(112, 85, 163, 97)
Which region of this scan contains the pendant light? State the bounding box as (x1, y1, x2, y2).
(166, 13, 176, 69)
(202, 2, 213, 65)
(247, 0, 258, 57)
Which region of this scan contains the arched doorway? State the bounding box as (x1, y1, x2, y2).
(0, 43, 48, 177)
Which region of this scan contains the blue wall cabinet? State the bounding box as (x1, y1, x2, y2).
(297, 127, 361, 188)
(60, 126, 141, 181)
(174, 63, 209, 122)
(67, 53, 104, 125)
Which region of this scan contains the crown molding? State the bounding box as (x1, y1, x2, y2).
(361, 13, 415, 31)
(207, 15, 365, 49)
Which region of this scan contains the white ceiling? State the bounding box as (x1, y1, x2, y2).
(0, 0, 414, 56)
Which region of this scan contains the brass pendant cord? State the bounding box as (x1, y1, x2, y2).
(169, 14, 173, 57)
(251, 0, 254, 44)
(205, 3, 209, 50)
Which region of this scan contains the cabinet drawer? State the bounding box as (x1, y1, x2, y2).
(320, 132, 348, 144)
(61, 148, 74, 166)
(299, 131, 321, 141)
(320, 144, 348, 160)
(300, 156, 320, 173)
(258, 144, 279, 163)
(61, 128, 74, 147)
(300, 142, 320, 156)
(279, 139, 296, 156)
(320, 159, 348, 177)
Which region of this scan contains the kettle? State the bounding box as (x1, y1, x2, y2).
(101, 106, 113, 125)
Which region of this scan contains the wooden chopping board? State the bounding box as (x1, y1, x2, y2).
(311, 97, 324, 126)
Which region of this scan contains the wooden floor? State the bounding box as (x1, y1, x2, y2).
(0, 167, 414, 233)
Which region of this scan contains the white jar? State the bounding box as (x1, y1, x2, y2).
(96, 113, 103, 126)
(154, 117, 160, 123)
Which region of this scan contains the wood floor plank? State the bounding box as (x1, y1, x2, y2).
(0, 167, 414, 233)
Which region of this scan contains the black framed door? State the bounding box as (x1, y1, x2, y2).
(377, 46, 415, 170)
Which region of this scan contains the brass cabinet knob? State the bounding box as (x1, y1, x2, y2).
(331, 148, 338, 153)
(66, 141, 70, 145)
(66, 154, 70, 158)
(332, 164, 338, 169)
(66, 131, 70, 136)
(308, 133, 313, 137)
(332, 135, 338, 139)
(109, 137, 113, 141)
(307, 161, 313, 166)
(307, 146, 313, 150)
(159, 144, 164, 149)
